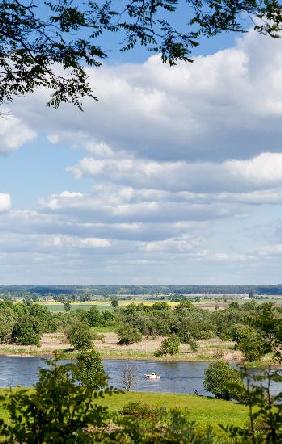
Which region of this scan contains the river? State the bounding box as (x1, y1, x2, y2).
(0, 357, 280, 396)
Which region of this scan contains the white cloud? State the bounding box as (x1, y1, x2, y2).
(0, 113, 36, 153)
(8, 30, 282, 164)
(0, 193, 11, 212)
(43, 235, 111, 249)
(68, 151, 282, 194)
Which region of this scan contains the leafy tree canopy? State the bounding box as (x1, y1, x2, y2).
(1, 0, 282, 108)
(204, 360, 244, 401)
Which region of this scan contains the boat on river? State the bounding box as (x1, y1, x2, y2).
(144, 372, 160, 380)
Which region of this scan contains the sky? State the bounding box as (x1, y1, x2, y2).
(1, 18, 282, 284)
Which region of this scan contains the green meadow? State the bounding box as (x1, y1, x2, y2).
(0, 389, 248, 432)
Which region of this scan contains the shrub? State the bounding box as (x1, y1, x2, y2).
(12, 314, 41, 346)
(155, 334, 180, 356)
(117, 325, 142, 345)
(120, 402, 159, 420)
(66, 321, 92, 350)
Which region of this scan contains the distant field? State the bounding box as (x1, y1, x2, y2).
(38, 301, 113, 312)
(39, 298, 282, 314)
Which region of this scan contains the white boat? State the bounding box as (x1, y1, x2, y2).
(144, 372, 160, 380)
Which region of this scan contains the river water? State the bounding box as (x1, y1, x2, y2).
(0, 357, 280, 396)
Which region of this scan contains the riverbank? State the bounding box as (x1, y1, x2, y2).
(0, 332, 276, 367)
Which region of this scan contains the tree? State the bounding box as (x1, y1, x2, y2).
(66, 321, 92, 350)
(86, 305, 101, 327)
(155, 334, 180, 356)
(204, 361, 244, 401)
(0, 357, 114, 443)
(117, 325, 142, 345)
(12, 314, 41, 346)
(0, 1, 281, 108)
(111, 298, 119, 309)
(63, 301, 71, 312)
(73, 349, 108, 391)
(232, 324, 271, 362)
(121, 363, 137, 391)
(0, 303, 15, 343)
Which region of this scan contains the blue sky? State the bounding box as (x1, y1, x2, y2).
(1, 14, 282, 285)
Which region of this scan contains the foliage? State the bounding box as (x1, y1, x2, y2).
(120, 402, 161, 420)
(0, 302, 15, 343)
(66, 320, 92, 350)
(111, 298, 119, 309)
(117, 325, 142, 345)
(232, 324, 271, 362)
(0, 357, 114, 443)
(155, 334, 180, 356)
(73, 349, 108, 390)
(86, 305, 102, 327)
(204, 361, 244, 401)
(12, 314, 41, 346)
(221, 366, 282, 443)
(63, 301, 71, 312)
(1, 1, 282, 108)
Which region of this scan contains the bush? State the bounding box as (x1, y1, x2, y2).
(66, 321, 92, 350)
(12, 314, 41, 346)
(117, 325, 142, 345)
(120, 402, 159, 420)
(204, 361, 244, 401)
(155, 334, 180, 356)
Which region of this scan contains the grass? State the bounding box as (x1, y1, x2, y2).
(0, 388, 248, 432)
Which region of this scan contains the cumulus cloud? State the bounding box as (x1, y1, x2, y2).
(7, 30, 282, 163)
(68, 152, 282, 194)
(0, 113, 36, 153)
(2, 31, 282, 283)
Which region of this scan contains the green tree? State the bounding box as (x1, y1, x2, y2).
(66, 321, 92, 350)
(117, 325, 142, 345)
(155, 334, 180, 356)
(232, 324, 270, 362)
(111, 298, 119, 309)
(204, 361, 244, 401)
(63, 301, 71, 312)
(0, 303, 15, 343)
(12, 314, 41, 346)
(86, 305, 102, 327)
(0, 1, 281, 108)
(73, 349, 108, 391)
(0, 358, 113, 443)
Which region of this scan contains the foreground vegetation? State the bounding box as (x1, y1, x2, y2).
(0, 389, 249, 430)
(0, 349, 280, 443)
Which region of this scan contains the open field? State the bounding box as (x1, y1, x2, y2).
(0, 389, 248, 431)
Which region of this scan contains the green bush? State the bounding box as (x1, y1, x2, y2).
(12, 314, 41, 346)
(155, 334, 180, 356)
(66, 321, 92, 350)
(117, 325, 142, 345)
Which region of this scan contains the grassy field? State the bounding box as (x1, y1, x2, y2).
(0, 389, 248, 431)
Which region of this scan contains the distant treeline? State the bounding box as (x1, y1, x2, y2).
(0, 284, 282, 299)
